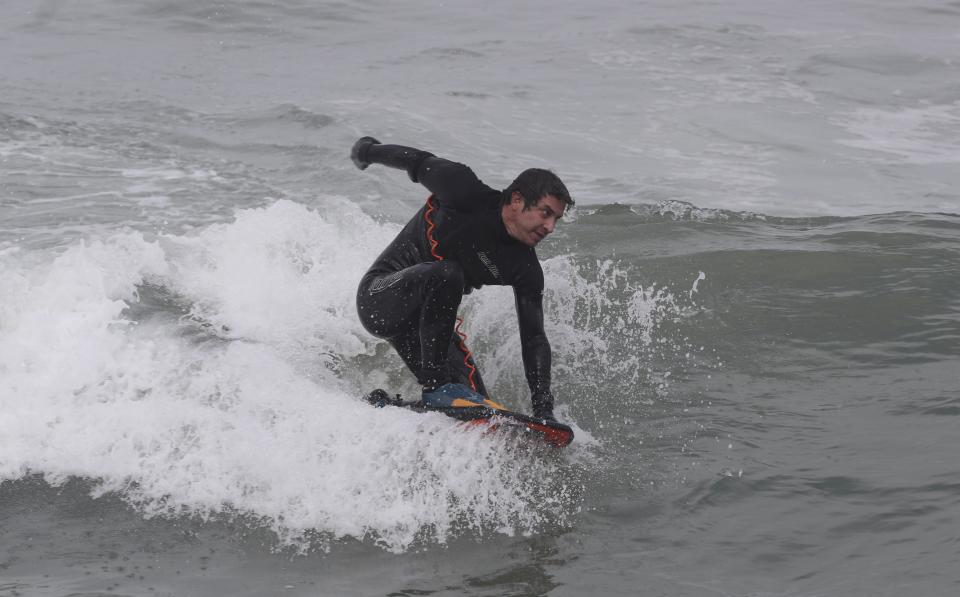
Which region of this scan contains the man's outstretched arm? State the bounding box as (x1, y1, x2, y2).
(351, 136, 435, 182)
(351, 136, 492, 210)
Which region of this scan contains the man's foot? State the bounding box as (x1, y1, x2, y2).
(531, 390, 557, 422)
(421, 383, 487, 408)
(532, 404, 557, 423)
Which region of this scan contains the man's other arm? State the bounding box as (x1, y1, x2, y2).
(515, 288, 556, 420)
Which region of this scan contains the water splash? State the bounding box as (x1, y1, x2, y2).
(0, 199, 590, 553)
(459, 254, 702, 411)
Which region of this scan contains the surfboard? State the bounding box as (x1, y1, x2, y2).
(364, 389, 574, 448)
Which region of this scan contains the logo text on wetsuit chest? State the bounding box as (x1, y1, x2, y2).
(477, 251, 501, 280)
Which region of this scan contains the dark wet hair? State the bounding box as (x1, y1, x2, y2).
(502, 168, 574, 209)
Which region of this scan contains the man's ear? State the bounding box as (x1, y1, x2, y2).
(511, 191, 525, 209)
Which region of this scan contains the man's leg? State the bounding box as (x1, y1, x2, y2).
(357, 261, 465, 388)
(445, 334, 488, 397)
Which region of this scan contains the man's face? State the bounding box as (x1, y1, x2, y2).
(506, 192, 566, 247)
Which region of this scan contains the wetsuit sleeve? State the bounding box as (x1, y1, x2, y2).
(416, 156, 497, 212)
(515, 288, 552, 395)
(362, 142, 435, 183)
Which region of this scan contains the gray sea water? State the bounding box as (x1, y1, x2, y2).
(2, 1, 959, 596)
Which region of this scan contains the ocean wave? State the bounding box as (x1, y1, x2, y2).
(0, 199, 597, 553)
(3, 195, 958, 553)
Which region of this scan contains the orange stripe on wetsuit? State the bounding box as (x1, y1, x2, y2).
(424, 195, 480, 393)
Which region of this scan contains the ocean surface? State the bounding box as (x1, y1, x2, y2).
(2, 1, 959, 595)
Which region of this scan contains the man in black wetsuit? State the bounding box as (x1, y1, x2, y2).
(351, 136, 572, 422)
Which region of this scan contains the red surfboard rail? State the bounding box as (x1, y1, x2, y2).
(364, 389, 574, 448)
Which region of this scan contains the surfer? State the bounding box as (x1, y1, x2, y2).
(351, 136, 572, 422)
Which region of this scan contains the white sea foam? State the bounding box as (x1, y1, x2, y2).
(689, 271, 706, 298)
(159, 198, 388, 383)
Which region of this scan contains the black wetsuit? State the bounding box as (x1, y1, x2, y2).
(356, 150, 552, 406)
